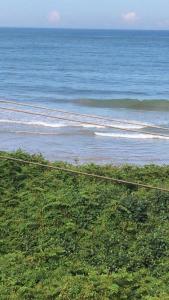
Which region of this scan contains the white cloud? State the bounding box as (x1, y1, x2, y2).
(122, 11, 138, 23)
(48, 10, 61, 25)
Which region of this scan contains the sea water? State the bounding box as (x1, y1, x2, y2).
(1, 28, 169, 164)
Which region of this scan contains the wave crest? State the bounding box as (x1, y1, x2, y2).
(95, 132, 169, 140)
(76, 99, 169, 111)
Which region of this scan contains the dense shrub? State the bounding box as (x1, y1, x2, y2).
(0, 151, 169, 299)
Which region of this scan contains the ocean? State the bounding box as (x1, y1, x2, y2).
(0, 28, 169, 164)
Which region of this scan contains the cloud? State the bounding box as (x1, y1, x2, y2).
(48, 10, 61, 25)
(122, 11, 138, 23)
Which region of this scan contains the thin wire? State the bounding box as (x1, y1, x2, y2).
(0, 99, 168, 132)
(1, 105, 169, 139)
(0, 155, 169, 192)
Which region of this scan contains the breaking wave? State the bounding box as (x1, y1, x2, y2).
(0, 119, 66, 128)
(95, 132, 169, 140)
(76, 99, 169, 111)
(0, 119, 147, 130)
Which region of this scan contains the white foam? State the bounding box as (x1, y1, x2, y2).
(0, 119, 106, 129)
(95, 132, 169, 140)
(81, 124, 105, 129)
(0, 119, 66, 128)
(0, 118, 151, 131)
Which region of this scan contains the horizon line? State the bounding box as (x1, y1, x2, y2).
(0, 26, 169, 31)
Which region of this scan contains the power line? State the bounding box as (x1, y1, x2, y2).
(0, 99, 168, 132)
(1, 105, 169, 139)
(0, 155, 169, 192)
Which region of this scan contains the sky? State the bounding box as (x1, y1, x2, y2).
(0, 0, 169, 30)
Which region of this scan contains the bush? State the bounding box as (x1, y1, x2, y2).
(0, 151, 169, 299)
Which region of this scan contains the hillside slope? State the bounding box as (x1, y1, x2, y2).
(0, 151, 169, 299)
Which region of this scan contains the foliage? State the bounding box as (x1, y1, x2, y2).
(0, 150, 169, 299)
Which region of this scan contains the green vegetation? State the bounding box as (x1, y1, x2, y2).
(0, 150, 169, 299)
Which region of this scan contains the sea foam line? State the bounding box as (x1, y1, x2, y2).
(0, 119, 66, 128)
(0, 119, 105, 129)
(95, 132, 169, 140)
(0, 119, 146, 130)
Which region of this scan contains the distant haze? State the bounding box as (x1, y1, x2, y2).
(0, 0, 169, 30)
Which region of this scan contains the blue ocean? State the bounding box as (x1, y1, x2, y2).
(1, 28, 169, 164)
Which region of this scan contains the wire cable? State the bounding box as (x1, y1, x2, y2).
(0, 155, 169, 192)
(1, 105, 169, 139)
(0, 99, 168, 132)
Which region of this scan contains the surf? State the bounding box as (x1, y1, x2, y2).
(95, 132, 169, 140)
